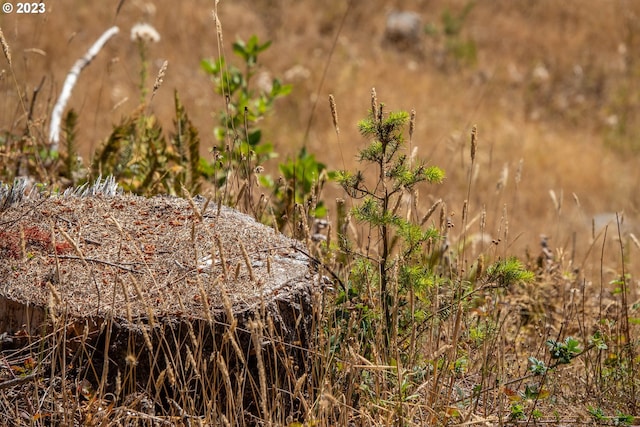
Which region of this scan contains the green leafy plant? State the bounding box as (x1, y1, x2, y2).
(587, 406, 634, 426)
(424, 1, 477, 66)
(486, 257, 535, 288)
(201, 35, 291, 206)
(92, 91, 202, 195)
(60, 109, 83, 186)
(588, 406, 607, 422)
(547, 336, 582, 365)
(0, 99, 52, 184)
(615, 413, 635, 426)
(528, 356, 547, 375)
(268, 147, 335, 233)
(509, 403, 525, 421)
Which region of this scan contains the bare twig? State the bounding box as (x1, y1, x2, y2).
(51, 254, 142, 273)
(0, 373, 39, 391)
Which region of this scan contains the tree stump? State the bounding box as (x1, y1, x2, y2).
(0, 179, 320, 423)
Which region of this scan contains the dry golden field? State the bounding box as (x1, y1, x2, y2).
(2, 1, 640, 424)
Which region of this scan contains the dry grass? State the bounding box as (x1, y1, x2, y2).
(1, 1, 640, 425)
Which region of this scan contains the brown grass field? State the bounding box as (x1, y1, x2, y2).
(1, 0, 640, 425)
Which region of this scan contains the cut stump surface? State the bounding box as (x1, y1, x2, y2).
(0, 189, 319, 420)
(1, 193, 313, 322)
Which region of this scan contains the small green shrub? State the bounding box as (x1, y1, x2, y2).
(425, 1, 477, 66)
(269, 146, 335, 233)
(92, 91, 201, 195)
(201, 35, 291, 207)
(336, 92, 444, 353)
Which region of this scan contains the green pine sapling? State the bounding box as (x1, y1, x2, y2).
(337, 89, 444, 351)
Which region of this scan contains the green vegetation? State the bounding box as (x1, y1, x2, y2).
(336, 96, 444, 350)
(424, 1, 477, 66)
(201, 35, 291, 210)
(92, 90, 202, 195)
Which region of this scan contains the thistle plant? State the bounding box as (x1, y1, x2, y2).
(337, 89, 445, 352)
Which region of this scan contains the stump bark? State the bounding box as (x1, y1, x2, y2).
(0, 183, 319, 423)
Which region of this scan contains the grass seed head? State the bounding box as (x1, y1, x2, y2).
(329, 94, 339, 134)
(0, 27, 11, 67)
(239, 241, 255, 282)
(151, 59, 168, 99)
(198, 281, 213, 324)
(165, 355, 176, 386)
(125, 353, 138, 367)
(234, 262, 241, 281)
(470, 125, 477, 162)
(212, 5, 223, 46)
(115, 370, 121, 398)
(154, 369, 166, 390)
(141, 326, 153, 353)
(215, 235, 229, 279)
(409, 109, 416, 141)
(47, 282, 62, 307)
(371, 87, 378, 120)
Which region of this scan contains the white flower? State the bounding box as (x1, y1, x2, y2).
(130, 23, 160, 43)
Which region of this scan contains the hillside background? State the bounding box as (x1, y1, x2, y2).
(2, 0, 640, 276)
